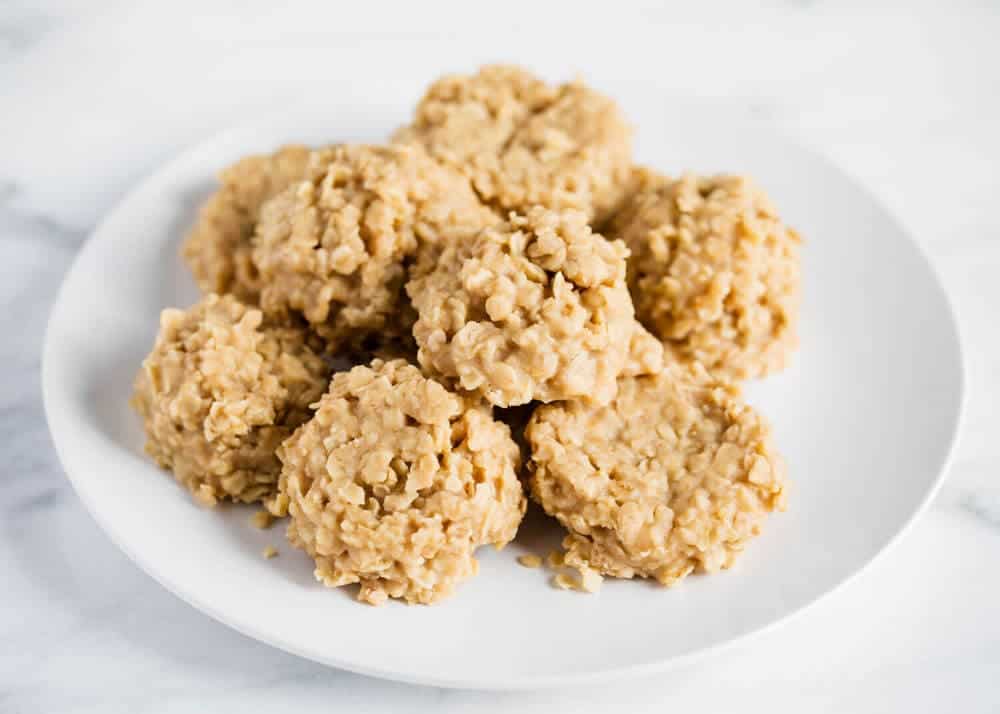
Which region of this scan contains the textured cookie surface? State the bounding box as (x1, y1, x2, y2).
(277, 359, 526, 605)
(131, 294, 330, 506)
(253, 144, 494, 349)
(182, 145, 314, 303)
(395, 65, 633, 223)
(407, 207, 638, 407)
(610, 171, 801, 380)
(526, 361, 786, 584)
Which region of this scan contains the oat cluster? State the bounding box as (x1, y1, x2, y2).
(131, 294, 330, 506)
(527, 362, 786, 584)
(393, 65, 633, 223)
(182, 145, 314, 303)
(609, 171, 801, 379)
(407, 207, 638, 407)
(276, 359, 525, 605)
(252, 144, 495, 349)
(134, 64, 799, 605)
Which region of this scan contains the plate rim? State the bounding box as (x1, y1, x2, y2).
(41, 117, 967, 690)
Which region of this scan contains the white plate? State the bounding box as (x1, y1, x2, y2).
(43, 107, 964, 690)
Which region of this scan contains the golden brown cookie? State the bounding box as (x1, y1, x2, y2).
(181, 145, 314, 303)
(526, 361, 786, 585)
(276, 359, 525, 605)
(406, 207, 637, 407)
(131, 294, 331, 506)
(609, 171, 802, 380)
(252, 144, 495, 349)
(395, 65, 632, 223)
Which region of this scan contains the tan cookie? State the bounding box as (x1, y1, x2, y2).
(252, 144, 494, 349)
(393, 65, 556, 177)
(406, 207, 638, 407)
(394, 65, 633, 223)
(182, 145, 314, 303)
(526, 361, 786, 585)
(131, 294, 331, 506)
(276, 359, 525, 605)
(609, 171, 802, 380)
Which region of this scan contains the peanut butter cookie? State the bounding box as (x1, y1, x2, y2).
(253, 144, 494, 349)
(407, 207, 637, 407)
(609, 171, 801, 380)
(395, 65, 632, 223)
(131, 294, 330, 506)
(182, 145, 314, 303)
(526, 361, 786, 584)
(276, 359, 525, 605)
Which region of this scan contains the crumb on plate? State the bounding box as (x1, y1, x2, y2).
(517, 554, 542, 569)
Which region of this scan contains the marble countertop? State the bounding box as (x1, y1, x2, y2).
(2, 1, 998, 711)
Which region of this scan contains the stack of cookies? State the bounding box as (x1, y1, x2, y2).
(133, 65, 800, 605)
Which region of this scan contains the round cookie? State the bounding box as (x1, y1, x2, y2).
(131, 294, 331, 506)
(276, 359, 526, 605)
(394, 65, 633, 223)
(406, 206, 637, 408)
(609, 171, 802, 380)
(526, 361, 786, 585)
(392, 65, 557, 178)
(252, 144, 495, 349)
(182, 145, 314, 303)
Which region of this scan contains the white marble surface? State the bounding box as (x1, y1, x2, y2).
(2, 1, 998, 711)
